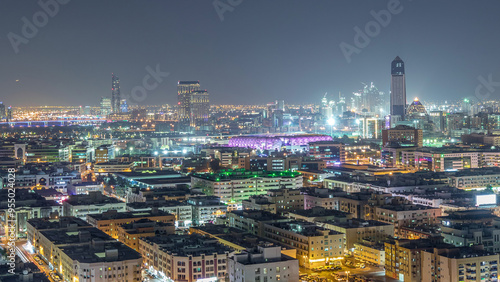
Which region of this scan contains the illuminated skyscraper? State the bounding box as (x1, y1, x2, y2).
(190, 90, 210, 127)
(177, 81, 200, 122)
(111, 74, 121, 113)
(100, 97, 112, 116)
(390, 56, 406, 119)
(0, 102, 5, 120)
(120, 99, 128, 113)
(6, 106, 12, 122)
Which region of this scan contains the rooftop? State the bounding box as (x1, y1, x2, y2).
(140, 234, 233, 257)
(87, 209, 174, 221)
(61, 241, 142, 263)
(266, 221, 342, 237)
(192, 169, 301, 182)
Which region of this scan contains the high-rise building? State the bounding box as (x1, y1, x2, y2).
(390, 56, 406, 119)
(7, 106, 12, 122)
(111, 73, 121, 113)
(189, 90, 209, 127)
(100, 97, 112, 116)
(120, 98, 128, 113)
(0, 102, 5, 120)
(177, 81, 200, 122)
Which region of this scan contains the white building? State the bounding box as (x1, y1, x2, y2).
(191, 170, 303, 210)
(228, 244, 299, 282)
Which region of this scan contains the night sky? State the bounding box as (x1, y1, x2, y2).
(2, 0, 500, 106)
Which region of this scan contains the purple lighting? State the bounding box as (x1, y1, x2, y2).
(228, 134, 333, 150)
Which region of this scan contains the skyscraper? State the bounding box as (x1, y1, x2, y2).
(6, 106, 12, 122)
(111, 74, 121, 113)
(190, 90, 210, 127)
(390, 56, 407, 119)
(177, 81, 200, 122)
(120, 99, 128, 113)
(100, 97, 112, 116)
(0, 102, 5, 120)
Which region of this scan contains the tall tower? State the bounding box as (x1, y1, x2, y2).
(111, 74, 121, 113)
(177, 81, 200, 122)
(190, 90, 210, 127)
(390, 56, 406, 119)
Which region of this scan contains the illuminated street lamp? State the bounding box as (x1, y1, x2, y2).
(327, 118, 335, 136)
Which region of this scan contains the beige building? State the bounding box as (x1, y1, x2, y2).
(354, 241, 385, 266)
(263, 221, 345, 269)
(422, 247, 500, 282)
(27, 217, 142, 282)
(140, 234, 233, 282)
(266, 188, 304, 215)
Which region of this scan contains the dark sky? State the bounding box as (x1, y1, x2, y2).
(2, 0, 500, 106)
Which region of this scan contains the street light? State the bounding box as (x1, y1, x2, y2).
(327, 118, 335, 137)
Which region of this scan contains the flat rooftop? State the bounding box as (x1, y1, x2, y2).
(267, 221, 342, 237)
(61, 241, 142, 263)
(230, 210, 288, 221)
(87, 210, 174, 221)
(28, 217, 91, 230)
(192, 169, 301, 182)
(140, 234, 233, 257)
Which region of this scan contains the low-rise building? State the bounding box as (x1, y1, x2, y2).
(191, 169, 303, 210)
(228, 244, 299, 282)
(354, 240, 386, 266)
(126, 200, 193, 228)
(117, 218, 175, 251)
(227, 210, 290, 237)
(266, 188, 304, 215)
(320, 219, 394, 251)
(422, 246, 500, 282)
(87, 209, 175, 239)
(287, 207, 352, 223)
(66, 182, 103, 195)
(63, 191, 126, 220)
(27, 217, 142, 282)
(439, 210, 500, 252)
(0, 189, 62, 238)
(385, 239, 453, 282)
(187, 196, 227, 226)
(139, 234, 233, 282)
(263, 221, 345, 269)
(242, 195, 277, 213)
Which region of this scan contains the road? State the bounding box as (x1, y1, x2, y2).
(14, 239, 59, 282)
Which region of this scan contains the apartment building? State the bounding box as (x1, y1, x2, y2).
(139, 234, 233, 282)
(263, 221, 345, 269)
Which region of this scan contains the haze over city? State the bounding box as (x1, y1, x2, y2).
(2, 0, 500, 106)
(4, 2, 500, 282)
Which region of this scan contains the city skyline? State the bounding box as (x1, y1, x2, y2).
(2, 1, 500, 106)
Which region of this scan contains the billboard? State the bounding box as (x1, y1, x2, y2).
(476, 194, 497, 206)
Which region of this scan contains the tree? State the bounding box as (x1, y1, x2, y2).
(209, 158, 221, 172)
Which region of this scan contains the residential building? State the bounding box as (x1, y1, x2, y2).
(139, 234, 232, 282)
(117, 218, 175, 251)
(186, 196, 227, 225)
(63, 192, 127, 220)
(422, 246, 499, 282)
(228, 244, 299, 282)
(263, 221, 345, 268)
(191, 169, 303, 210)
(87, 209, 175, 239)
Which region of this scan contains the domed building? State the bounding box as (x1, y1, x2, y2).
(407, 98, 428, 118)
